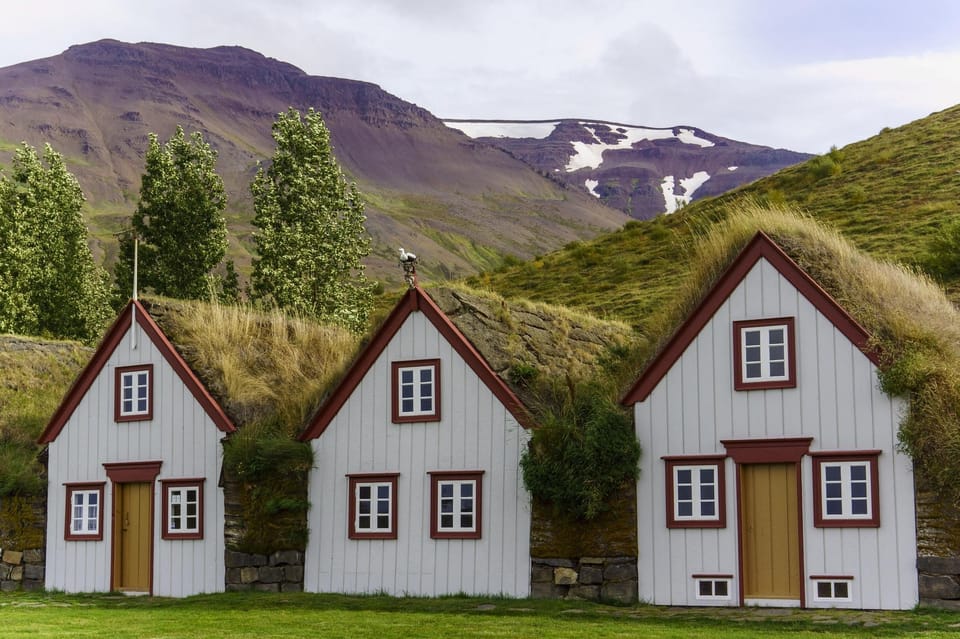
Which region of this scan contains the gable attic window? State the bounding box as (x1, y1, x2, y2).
(64, 483, 105, 541)
(115, 364, 154, 422)
(733, 318, 796, 390)
(392, 359, 441, 423)
(663, 456, 726, 528)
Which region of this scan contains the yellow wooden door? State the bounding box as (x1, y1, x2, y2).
(113, 482, 151, 592)
(740, 463, 801, 602)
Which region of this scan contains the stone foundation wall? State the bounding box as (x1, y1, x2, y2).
(531, 556, 637, 604)
(0, 549, 44, 592)
(225, 550, 304, 592)
(918, 557, 960, 610)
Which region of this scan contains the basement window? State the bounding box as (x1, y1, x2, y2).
(693, 575, 732, 601)
(811, 576, 853, 602)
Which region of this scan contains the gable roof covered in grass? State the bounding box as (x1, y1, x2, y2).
(629, 203, 960, 517)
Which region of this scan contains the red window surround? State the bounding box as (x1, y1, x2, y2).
(64, 482, 106, 541)
(662, 455, 727, 529)
(732, 317, 797, 391)
(161, 478, 205, 540)
(347, 473, 399, 540)
(115, 364, 154, 422)
(429, 470, 484, 539)
(391, 359, 441, 423)
(811, 450, 881, 528)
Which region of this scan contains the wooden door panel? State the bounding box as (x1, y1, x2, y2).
(114, 482, 152, 592)
(741, 463, 800, 600)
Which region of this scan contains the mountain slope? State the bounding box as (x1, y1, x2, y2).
(0, 40, 628, 283)
(444, 119, 811, 219)
(469, 104, 960, 328)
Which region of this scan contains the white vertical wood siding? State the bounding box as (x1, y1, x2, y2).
(45, 320, 225, 596)
(305, 311, 532, 596)
(634, 258, 917, 609)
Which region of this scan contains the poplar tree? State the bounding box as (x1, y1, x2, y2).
(0, 143, 111, 341)
(250, 108, 373, 331)
(116, 126, 232, 301)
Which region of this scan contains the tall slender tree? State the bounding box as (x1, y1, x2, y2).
(116, 126, 232, 301)
(251, 108, 373, 331)
(0, 143, 111, 341)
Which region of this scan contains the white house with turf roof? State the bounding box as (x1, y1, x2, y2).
(622, 232, 918, 610)
(38, 299, 235, 597)
(299, 285, 533, 597)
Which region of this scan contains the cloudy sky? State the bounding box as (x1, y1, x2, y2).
(2, 0, 959, 153)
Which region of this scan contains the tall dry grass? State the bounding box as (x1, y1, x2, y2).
(156, 299, 360, 433)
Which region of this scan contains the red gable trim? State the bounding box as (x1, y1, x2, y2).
(622, 231, 878, 405)
(38, 299, 236, 444)
(300, 287, 534, 441)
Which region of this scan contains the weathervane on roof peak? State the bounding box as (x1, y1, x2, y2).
(398, 247, 419, 289)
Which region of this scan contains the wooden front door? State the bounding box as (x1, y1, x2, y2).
(740, 463, 801, 604)
(113, 482, 152, 592)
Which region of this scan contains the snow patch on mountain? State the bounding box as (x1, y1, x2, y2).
(443, 121, 559, 139)
(661, 170, 711, 214)
(565, 124, 714, 172)
(584, 179, 601, 198)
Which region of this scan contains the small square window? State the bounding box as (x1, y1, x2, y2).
(733, 318, 796, 390)
(812, 452, 880, 527)
(430, 471, 483, 539)
(812, 578, 853, 602)
(694, 576, 732, 600)
(392, 359, 441, 422)
(162, 479, 204, 540)
(64, 483, 105, 541)
(664, 457, 726, 528)
(115, 364, 154, 422)
(348, 473, 399, 539)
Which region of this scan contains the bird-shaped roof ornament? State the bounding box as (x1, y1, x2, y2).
(398, 247, 419, 288)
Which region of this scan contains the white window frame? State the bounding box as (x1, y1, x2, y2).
(812, 579, 853, 603)
(695, 577, 732, 601)
(119, 368, 151, 417)
(740, 324, 790, 383)
(351, 478, 396, 537)
(69, 489, 101, 536)
(673, 464, 720, 522)
(166, 484, 201, 535)
(395, 362, 437, 419)
(437, 479, 476, 533)
(820, 461, 873, 521)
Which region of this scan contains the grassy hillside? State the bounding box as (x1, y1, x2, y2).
(469, 104, 960, 329)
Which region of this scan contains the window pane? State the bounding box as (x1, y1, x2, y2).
(377, 485, 390, 500)
(745, 346, 761, 363)
(769, 345, 784, 360)
(769, 362, 785, 377)
(700, 484, 714, 501)
(187, 516, 197, 529)
(817, 582, 832, 598)
(123, 387, 132, 400)
(137, 399, 148, 412)
(701, 502, 715, 517)
(715, 581, 728, 597)
(850, 465, 867, 481)
(441, 484, 453, 498)
(461, 498, 473, 513)
(441, 514, 453, 528)
(402, 399, 414, 413)
(744, 331, 760, 346)
(768, 328, 784, 343)
(677, 485, 692, 501)
(88, 493, 98, 506)
(359, 486, 370, 499)
(676, 469, 691, 483)
(835, 582, 849, 598)
(358, 515, 370, 529)
(825, 466, 841, 482)
(851, 482, 867, 498)
(746, 363, 762, 378)
(699, 468, 714, 483)
(441, 500, 453, 513)
(460, 514, 473, 528)
(851, 499, 868, 515)
(401, 385, 413, 399)
(699, 581, 711, 596)
(420, 369, 432, 383)
(401, 370, 413, 384)
(358, 501, 370, 515)
(826, 501, 843, 515)
(377, 515, 389, 528)
(678, 503, 693, 517)
(377, 500, 390, 515)
(420, 398, 432, 412)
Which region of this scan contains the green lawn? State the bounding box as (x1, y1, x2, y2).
(1, 591, 958, 638)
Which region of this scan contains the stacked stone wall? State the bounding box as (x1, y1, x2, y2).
(224, 550, 304, 592)
(531, 556, 637, 603)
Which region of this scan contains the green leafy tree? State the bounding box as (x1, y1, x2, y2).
(116, 126, 233, 301)
(251, 108, 373, 331)
(0, 143, 111, 341)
